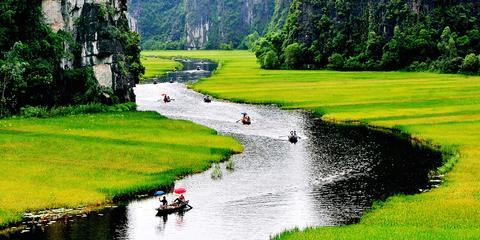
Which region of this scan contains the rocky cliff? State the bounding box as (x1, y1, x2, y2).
(129, 0, 290, 49)
(42, 0, 140, 101)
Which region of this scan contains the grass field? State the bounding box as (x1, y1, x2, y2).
(0, 111, 242, 227)
(143, 50, 480, 239)
(141, 56, 182, 80)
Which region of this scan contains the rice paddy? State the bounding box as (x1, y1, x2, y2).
(0, 111, 242, 227)
(143, 50, 480, 239)
(141, 56, 182, 80)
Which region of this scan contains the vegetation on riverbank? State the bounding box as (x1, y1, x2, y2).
(144, 50, 480, 239)
(0, 109, 242, 227)
(141, 56, 182, 80)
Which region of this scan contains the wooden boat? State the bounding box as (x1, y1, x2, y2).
(241, 119, 251, 125)
(156, 201, 191, 215)
(288, 135, 298, 144)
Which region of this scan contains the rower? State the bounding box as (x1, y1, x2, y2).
(163, 94, 171, 103)
(160, 196, 168, 206)
(204, 95, 212, 103)
(240, 113, 251, 125)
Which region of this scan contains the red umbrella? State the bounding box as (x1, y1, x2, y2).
(174, 188, 186, 194)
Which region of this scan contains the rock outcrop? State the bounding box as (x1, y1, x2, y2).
(42, 0, 138, 101)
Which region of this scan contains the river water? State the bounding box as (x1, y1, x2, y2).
(2, 60, 441, 240)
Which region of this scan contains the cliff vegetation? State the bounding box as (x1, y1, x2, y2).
(256, 0, 480, 75)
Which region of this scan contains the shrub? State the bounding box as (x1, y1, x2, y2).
(261, 50, 281, 69)
(17, 102, 136, 119)
(284, 43, 305, 69)
(327, 53, 344, 70)
(460, 53, 480, 74)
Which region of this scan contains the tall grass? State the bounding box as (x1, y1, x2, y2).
(145, 50, 480, 239)
(0, 111, 242, 227)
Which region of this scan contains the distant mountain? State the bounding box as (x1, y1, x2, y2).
(129, 0, 292, 49)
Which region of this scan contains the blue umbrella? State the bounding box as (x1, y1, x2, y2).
(154, 191, 165, 196)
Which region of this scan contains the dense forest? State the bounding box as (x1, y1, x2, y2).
(255, 0, 480, 74)
(0, 0, 142, 117)
(129, 0, 291, 50)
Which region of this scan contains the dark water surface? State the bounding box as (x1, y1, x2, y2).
(2, 60, 442, 240)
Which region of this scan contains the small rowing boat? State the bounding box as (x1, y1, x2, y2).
(156, 201, 191, 215)
(288, 135, 298, 144)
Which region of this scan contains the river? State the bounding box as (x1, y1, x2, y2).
(2, 59, 441, 240)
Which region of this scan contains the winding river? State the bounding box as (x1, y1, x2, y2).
(3, 60, 441, 240)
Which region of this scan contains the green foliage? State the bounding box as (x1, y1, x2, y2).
(0, 42, 28, 116)
(219, 42, 234, 50)
(460, 53, 480, 74)
(257, 0, 480, 74)
(262, 50, 281, 69)
(284, 43, 305, 69)
(18, 102, 137, 119)
(239, 31, 260, 50)
(327, 53, 344, 70)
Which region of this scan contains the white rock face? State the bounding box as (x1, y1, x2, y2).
(186, 19, 210, 50)
(41, 0, 121, 88)
(93, 64, 113, 87)
(41, 0, 65, 32)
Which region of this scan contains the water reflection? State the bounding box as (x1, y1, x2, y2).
(1, 60, 442, 240)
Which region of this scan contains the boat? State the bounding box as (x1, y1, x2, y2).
(241, 119, 251, 125)
(204, 96, 212, 103)
(288, 135, 298, 144)
(156, 201, 191, 215)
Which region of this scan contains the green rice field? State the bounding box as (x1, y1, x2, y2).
(141, 56, 182, 80)
(143, 50, 480, 239)
(0, 111, 242, 227)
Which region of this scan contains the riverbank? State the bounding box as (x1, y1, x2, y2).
(141, 56, 182, 80)
(0, 110, 242, 228)
(143, 50, 480, 239)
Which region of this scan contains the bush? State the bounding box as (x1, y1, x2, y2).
(460, 53, 480, 74)
(219, 42, 233, 50)
(17, 102, 137, 119)
(407, 61, 430, 72)
(432, 57, 464, 73)
(284, 43, 305, 69)
(261, 50, 281, 69)
(327, 53, 344, 70)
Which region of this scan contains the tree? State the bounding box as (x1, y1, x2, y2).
(0, 42, 28, 116)
(460, 53, 480, 74)
(438, 26, 458, 59)
(284, 43, 305, 69)
(261, 50, 280, 69)
(327, 53, 344, 70)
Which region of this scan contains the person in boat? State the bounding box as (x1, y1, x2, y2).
(163, 94, 171, 103)
(174, 194, 186, 204)
(204, 95, 211, 102)
(160, 196, 168, 206)
(241, 113, 251, 124)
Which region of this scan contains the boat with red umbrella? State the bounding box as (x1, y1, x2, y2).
(156, 188, 192, 215)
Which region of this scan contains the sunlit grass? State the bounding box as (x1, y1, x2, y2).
(144, 50, 480, 239)
(0, 111, 242, 227)
(141, 56, 182, 80)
